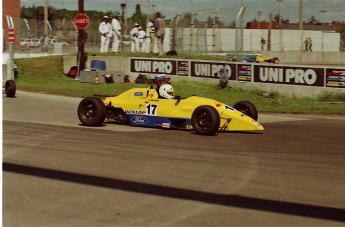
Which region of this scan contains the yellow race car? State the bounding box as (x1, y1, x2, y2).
(77, 83, 263, 135)
(256, 54, 279, 64)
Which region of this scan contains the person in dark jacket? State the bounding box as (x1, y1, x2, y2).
(154, 12, 165, 55)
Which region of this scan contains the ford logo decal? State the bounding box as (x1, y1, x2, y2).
(131, 116, 148, 124)
(134, 92, 143, 96)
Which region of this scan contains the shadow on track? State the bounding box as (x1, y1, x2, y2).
(3, 162, 345, 223)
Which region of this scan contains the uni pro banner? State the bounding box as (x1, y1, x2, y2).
(130, 58, 177, 75)
(190, 61, 237, 80)
(253, 65, 325, 87)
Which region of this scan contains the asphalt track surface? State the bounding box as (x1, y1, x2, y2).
(3, 91, 345, 227)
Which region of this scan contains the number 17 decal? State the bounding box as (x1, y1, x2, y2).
(146, 104, 158, 116)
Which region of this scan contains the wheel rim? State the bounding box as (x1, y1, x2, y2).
(196, 111, 212, 129)
(238, 107, 248, 115)
(5, 84, 12, 93)
(84, 103, 97, 120)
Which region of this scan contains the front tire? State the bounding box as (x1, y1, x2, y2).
(233, 101, 258, 121)
(192, 105, 220, 135)
(78, 97, 106, 126)
(5, 80, 16, 97)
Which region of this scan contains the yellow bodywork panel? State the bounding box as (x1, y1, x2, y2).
(103, 87, 263, 131)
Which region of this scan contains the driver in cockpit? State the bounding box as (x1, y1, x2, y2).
(158, 84, 174, 99)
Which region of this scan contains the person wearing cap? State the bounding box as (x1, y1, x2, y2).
(154, 12, 165, 55)
(99, 15, 112, 53)
(111, 14, 121, 53)
(129, 23, 140, 52)
(137, 26, 147, 52)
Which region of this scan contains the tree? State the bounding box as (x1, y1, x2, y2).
(273, 13, 282, 23)
(206, 16, 224, 28)
(252, 17, 258, 22)
(129, 4, 147, 28)
(228, 19, 236, 28)
(308, 15, 319, 24)
(21, 5, 37, 19)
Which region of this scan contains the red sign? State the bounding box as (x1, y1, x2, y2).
(8, 28, 15, 43)
(74, 13, 89, 29)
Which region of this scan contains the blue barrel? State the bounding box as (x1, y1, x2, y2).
(91, 60, 106, 70)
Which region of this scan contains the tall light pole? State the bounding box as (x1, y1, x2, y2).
(44, 0, 48, 36)
(146, 0, 152, 24)
(257, 11, 262, 29)
(299, 0, 303, 30)
(121, 3, 126, 52)
(274, 0, 283, 25)
(190, 0, 193, 17)
(319, 10, 327, 24)
(125, 0, 128, 35)
(77, 0, 86, 70)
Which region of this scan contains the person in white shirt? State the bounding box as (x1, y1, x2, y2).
(111, 14, 121, 53)
(129, 23, 140, 52)
(99, 16, 112, 53)
(137, 27, 147, 52)
(146, 19, 155, 53)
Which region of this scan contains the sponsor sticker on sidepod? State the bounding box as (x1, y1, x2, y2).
(131, 116, 148, 124)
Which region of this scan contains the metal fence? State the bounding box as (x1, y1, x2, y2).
(169, 13, 343, 54)
(170, 12, 222, 55)
(4, 16, 106, 54)
(3, 15, 344, 56)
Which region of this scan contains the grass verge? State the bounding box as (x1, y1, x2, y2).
(14, 55, 345, 115)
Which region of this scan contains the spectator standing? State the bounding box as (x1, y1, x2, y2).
(130, 23, 140, 52)
(111, 14, 122, 54)
(304, 38, 309, 51)
(154, 12, 165, 55)
(147, 19, 155, 53)
(41, 34, 49, 52)
(218, 64, 229, 88)
(99, 16, 112, 53)
(308, 37, 313, 51)
(260, 37, 266, 51)
(138, 27, 147, 52)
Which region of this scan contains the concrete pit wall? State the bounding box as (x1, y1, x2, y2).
(63, 55, 345, 98)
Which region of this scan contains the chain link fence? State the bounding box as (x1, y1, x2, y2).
(169, 12, 223, 55)
(3, 15, 344, 56)
(4, 16, 107, 54)
(169, 12, 343, 54)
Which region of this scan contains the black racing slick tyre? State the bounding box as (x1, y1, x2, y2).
(233, 100, 258, 121)
(192, 105, 220, 135)
(78, 97, 106, 126)
(5, 80, 16, 97)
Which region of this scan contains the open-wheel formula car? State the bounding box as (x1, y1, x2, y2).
(228, 53, 279, 64)
(256, 54, 279, 64)
(77, 82, 264, 135)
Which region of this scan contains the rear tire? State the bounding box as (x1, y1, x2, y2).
(78, 97, 106, 126)
(233, 101, 258, 121)
(192, 105, 220, 135)
(5, 80, 16, 97)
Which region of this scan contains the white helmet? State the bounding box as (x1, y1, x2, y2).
(159, 84, 174, 99)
